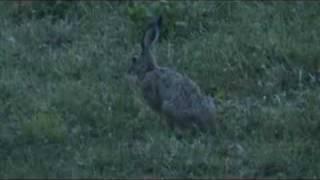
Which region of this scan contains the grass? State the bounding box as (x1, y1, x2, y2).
(0, 1, 320, 178)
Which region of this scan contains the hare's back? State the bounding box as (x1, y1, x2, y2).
(156, 68, 215, 126)
(156, 68, 202, 104)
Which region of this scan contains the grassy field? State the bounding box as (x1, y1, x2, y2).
(0, 1, 320, 178)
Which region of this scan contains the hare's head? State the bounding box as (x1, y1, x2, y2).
(129, 16, 162, 80)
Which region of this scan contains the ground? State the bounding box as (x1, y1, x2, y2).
(0, 1, 320, 178)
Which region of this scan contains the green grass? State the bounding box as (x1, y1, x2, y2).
(1, 1, 320, 178)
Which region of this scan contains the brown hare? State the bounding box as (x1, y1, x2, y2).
(128, 16, 216, 133)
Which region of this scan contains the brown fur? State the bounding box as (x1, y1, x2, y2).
(128, 16, 216, 133)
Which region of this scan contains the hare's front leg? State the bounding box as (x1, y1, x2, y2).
(161, 100, 190, 136)
(142, 76, 161, 111)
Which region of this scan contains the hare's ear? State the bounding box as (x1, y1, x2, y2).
(141, 16, 162, 50)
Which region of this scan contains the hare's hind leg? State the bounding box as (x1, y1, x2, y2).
(162, 100, 201, 136)
(161, 100, 177, 129)
(161, 100, 190, 136)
